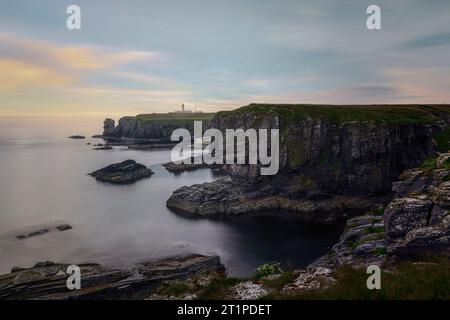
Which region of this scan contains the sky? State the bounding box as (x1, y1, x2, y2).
(1, 0, 450, 117)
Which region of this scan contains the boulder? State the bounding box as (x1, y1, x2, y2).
(89, 160, 153, 184)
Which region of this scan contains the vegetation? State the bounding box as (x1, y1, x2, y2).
(255, 262, 284, 278)
(217, 104, 450, 125)
(364, 225, 385, 234)
(136, 112, 215, 124)
(260, 271, 297, 291)
(159, 281, 191, 297)
(421, 156, 450, 171)
(433, 127, 450, 153)
(196, 275, 242, 300)
(274, 258, 450, 300)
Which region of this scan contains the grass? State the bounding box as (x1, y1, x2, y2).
(217, 104, 450, 125)
(421, 157, 438, 171)
(373, 247, 387, 257)
(364, 225, 385, 234)
(159, 281, 191, 297)
(136, 112, 215, 123)
(195, 275, 242, 300)
(420, 156, 450, 171)
(272, 258, 450, 300)
(433, 127, 450, 153)
(260, 271, 297, 291)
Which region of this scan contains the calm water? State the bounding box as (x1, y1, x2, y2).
(0, 117, 344, 277)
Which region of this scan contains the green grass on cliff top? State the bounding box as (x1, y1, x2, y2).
(217, 104, 450, 124)
(136, 112, 215, 123)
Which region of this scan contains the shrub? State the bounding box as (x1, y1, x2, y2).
(255, 262, 284, 278)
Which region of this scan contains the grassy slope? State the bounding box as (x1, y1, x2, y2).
(268, 259, 450, 300)
(136, 113, 215, 123)
(217, 104, 450, 125)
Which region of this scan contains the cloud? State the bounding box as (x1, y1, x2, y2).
(0, 32, 169, 94)
(0, 32, 163, 73)
(0, 58, 71, 92)
(401, 32, 450, 49)
(54, 47, 161, 70)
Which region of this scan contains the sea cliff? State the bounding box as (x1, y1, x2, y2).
(167, 104, 450, 222)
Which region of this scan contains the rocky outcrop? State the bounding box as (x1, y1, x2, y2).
(310, 213, 387, 268)
(163, 157, 226, 174)
(89, 160, 153, 184)
(167, 104, 450, 221)
(102, 113, 214, 141)
(167, 177, 387, 223)
(384, 153, 450, 257)
(0, 255, 223, 300)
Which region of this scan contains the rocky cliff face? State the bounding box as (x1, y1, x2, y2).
(212, 104, 450, 195)
(103, 113, 215, 140)
(167, 104, 450, 221)
(384, 153, 450, 257)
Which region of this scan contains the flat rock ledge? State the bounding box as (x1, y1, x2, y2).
(0, 254, 223, 300)
(89, 160, 153, 184)
(166, 177, 385, 223)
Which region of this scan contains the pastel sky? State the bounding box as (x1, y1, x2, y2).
(1, 0, 450, 117)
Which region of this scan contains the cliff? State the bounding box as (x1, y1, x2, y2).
(103, 112, 215, 141)
(167, 104, 450, 222)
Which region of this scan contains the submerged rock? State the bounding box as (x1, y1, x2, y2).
(0, 254, 223, 300)
(89, 160, 153, 184)
(68, 135, 85, 139)
(15, 223, 73, 240)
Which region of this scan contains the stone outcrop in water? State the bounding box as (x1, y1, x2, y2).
(0, 255, 223, 300)
(89, 160, 153, 184)
(167, 104, 450, 221)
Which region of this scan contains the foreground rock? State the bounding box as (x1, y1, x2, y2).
(311, 213, 387, 268)
(0, 255, 223, 300)
(89, 160, 153, 184)
(384, 153, 450, 258)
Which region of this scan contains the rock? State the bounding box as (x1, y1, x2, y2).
(93, 146, 113, 150)
(0, 254, 224, 300)
(384, 197, 432, 238)
(16, 228, 49, 240)
(13, 222, 73, 240)
(231, 281, 268, 300)
(163, 157, 226, 174)
(89, 160, 153, 184)
(432, 181, 450, 208)
(384, 155, 450, 258)
(167, 177, 387, 223)
(56, 224, 72, 231)
(91, 134, 104, 139)
(68, 135, 85, 139)
(283, 267, 335, 292)
(102, 114, 214, 141)
(310, 214, 387, 268)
